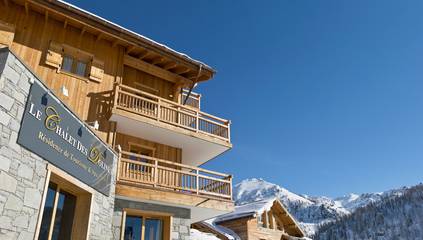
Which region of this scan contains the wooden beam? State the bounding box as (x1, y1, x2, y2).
(80, 26, 87, 36)
(112, 39, 119, 48)
(124, 54, 193, 84)
(138, 51, 151, 60)
(45, 10, 49, 22)
(96, 33, 104, 42)
(163, 62, 177, 70)
(25, 1, 29, 15)
(151, 57, 164, 65)
(63, 19, 68, 29)
(173, 67, 190, 75)
(126, 45, 136, 54)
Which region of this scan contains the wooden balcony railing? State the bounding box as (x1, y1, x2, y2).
(181, 88, 201, 109)
(112, 84, 231, 141)
(117, 151, 233, 200)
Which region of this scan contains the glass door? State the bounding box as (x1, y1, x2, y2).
(124, 215, 163, 240)
(38, 182, 77, 240)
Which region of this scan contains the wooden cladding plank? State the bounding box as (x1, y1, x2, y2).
(123, 54, 192, 84)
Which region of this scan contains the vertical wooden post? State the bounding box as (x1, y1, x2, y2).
(263, 211, 269, 229)
(47, 186, 61, 240)
(196, 111, 199, 132)
(177, 106, 180, 126)
(116, 149, 121, 182)
(229, 175, 233, 200)
(268, 211, 275, 230)
(154, 159, 158, 187)
(157, 99, 161, 121)
(227, 120, 231, 141)
(113, 84, 120, 110)
(196, 169, 199, 195)
(119, 210, 127, 240)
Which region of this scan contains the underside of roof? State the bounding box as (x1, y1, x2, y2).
(13, 0, 215, 83)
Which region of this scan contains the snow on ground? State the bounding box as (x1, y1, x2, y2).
(190, 229, 220, 240)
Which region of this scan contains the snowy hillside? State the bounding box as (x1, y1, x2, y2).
(314, 184, 423, 239)
(234, 178, 408, 237)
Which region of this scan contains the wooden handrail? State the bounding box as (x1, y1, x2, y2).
(118, 151, 232, 200)
(113, 84, 231, 141)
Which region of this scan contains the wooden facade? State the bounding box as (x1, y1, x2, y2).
(0, 1, 234, 238)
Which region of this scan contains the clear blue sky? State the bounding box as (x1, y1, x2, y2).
(69, 0, 423, 197)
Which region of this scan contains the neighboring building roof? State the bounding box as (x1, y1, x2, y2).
(214, 198, 276, 223)
(214, 198, 307, 238)
(205, 219, 241, 240)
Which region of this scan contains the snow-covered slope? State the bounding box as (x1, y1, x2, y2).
(234, 178, 408, 237)
(315, 184, 423, 239)
(333, 188, 406, 212)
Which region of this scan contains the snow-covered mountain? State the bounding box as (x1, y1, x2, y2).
(234, 178, 408, 237)
(315, 184, 423, 239)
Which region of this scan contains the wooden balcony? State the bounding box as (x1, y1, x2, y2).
(117, 151, 232, 200)
(112, 84, 230, 141)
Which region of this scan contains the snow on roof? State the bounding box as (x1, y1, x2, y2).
(215, 197, 277, 223)
(190, 229, 221, 240)
(203, 219, 241, 240)
(56, 0, 213, 71)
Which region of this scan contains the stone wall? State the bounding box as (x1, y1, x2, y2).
(112, 198, 191, 240)
(0, 48, 118, 240)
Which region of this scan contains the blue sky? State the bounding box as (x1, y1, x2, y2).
(69, 0, 423, 197)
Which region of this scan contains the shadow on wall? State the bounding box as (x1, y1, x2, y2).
(86, 89, 115, 143)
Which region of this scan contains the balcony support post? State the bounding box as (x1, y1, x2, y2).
(196, 111, 199, 133)
(113, 84, 119, 111)
(116, 148, 122, 182)
(156, 99, 161, 121)
(196, 169, 199, 195)
(154, 159, 158, 187)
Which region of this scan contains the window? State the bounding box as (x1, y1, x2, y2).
(124, 216, 142, 240)
(36, 168, 93, 240)
(76, 61, 87, 76)
(38, 182, 76, 240)
(46, 41, 104, 82)
(60, 55, 88, 78)
(122, 212, 167, 240)
(61, 56, 73, 73)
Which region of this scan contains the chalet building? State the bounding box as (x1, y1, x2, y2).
(0, 0, 233, 239)
(193, 199, 307, 240)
